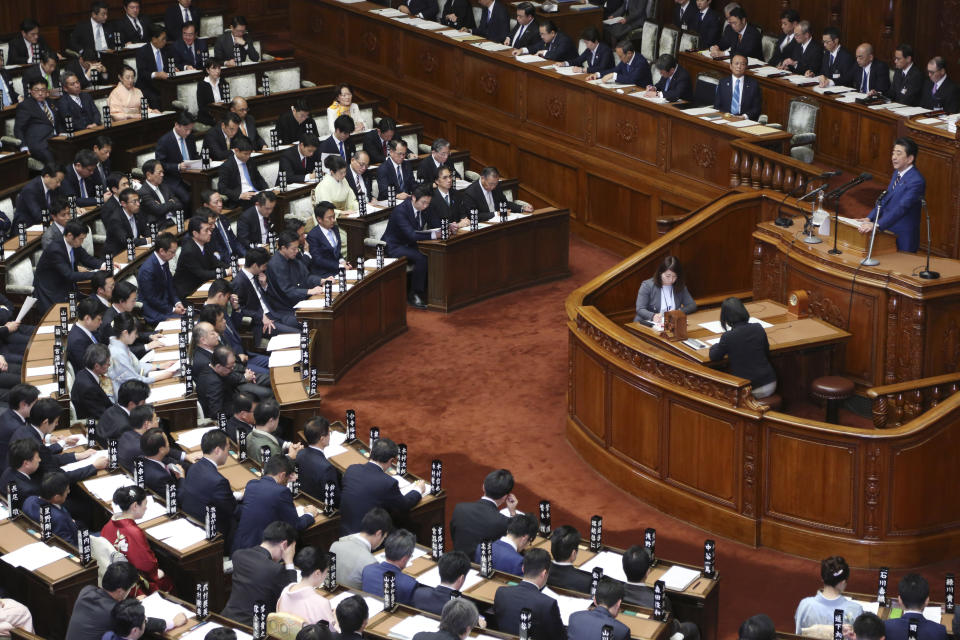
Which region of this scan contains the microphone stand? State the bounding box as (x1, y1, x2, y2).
(918, 198, 940, 279)
(861, 190, 887, 266)
(826, 194, 842, 255)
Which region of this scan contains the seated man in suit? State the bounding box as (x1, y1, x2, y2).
(560, 28, 613, 75)
(450, 468, 517, 555)
(440, 0, 475, 30)
(620, 545, 672, 612)
(412, 551, 473, 615)
(96, 379, 150, 446)
(506, 3, 540, 53)
(245, 398, 295, 463)
(265, 229, 327, 316)
(67, 297, 105, 372)
(14, 78, 58, 164)
(229, 97, 269, 151)
(362, 117, 396, 166)
(10, 163, 64, 235)
(139, 159, 185, 228)
(172, 20, 205, 70)
(58, 72, 102, 132)
(89, 137, 114, 192)
(71, 343, 114, 420)
(134, 26, 173, 109)
(166, 0, 197, 43)
(461, 166, 532, 222)
(417, 138, 460, 187)
(330, 507, 392, 589)
(642, 53, 693, 102)
(567, 578, 631, 640)
(0, 438, 42, 502)
(199, 191, 244, 260)
(777, 20, 821, 75)
(104, 188, 149, 257)
(65, 50, 109, 90)
(710, 7, 762, 60)
(155, 111, 199, 204)
(233, 455, 317, 553)
(278, 133, 320, 185)
(471, 0, 511, 43)
(8, 18, 55, 66)
(215, 16, 261, 66)
(397, 0, 437, 19)
(884, 574, 947, 640)
(23, 53, 61, 93)
(174, 216, 231, 300)
(0, 384, 41, 466)
(673, 0, 697, 30)
(548, 525, 593, 593)
(493, 548, 566, 639)
(921, 56, 960, 114)
(887, 44, 924, 106)
(222, 520, 297, 625)
(225, 391, 256, 443)
(306, 201, 346, 279)
(426, 166, 466, 228)
(694, 0, 724, 50)
(603, 0, 649, 49)
(17, 398, 101, 485)
(856, 137, 925, 252)
(427, 598, 481, 640)
(348, 150, 375, 203)
(320, 115, 356, 162)
(33, 221, 104, 313)
(474, 513, 537, 575)
(810, 27, 859, 88)
(766, 8, 799, 68)
(361, 529, 424, 605)
(340, 437, 425, 534)
(61, 149, 99, 207)
(535, 21, 576, 63)
(181, 428, 240, 548)
(376, 139, 416, 201)
(203, 113, 242, 161)
(235, 247, 300, 340)
(334, 595, 369, 640)
(589, 40, 651, 87)
(237, 191, 276, 248)
(276, 98, 317, 146)
(851, 43, 891, 95)
(114, 0, 155, 45)
(88, 270, 114, 308)
(71, 1, 112, 58)
(298, 416, 342, 504)
(714, 54, 762, 121)
(137, 232, 186, 325)
(194, 343, 241, 419)
(139, 425, 199, 496)
(382, 184, 447, 309)
(219, 135, 269, 208)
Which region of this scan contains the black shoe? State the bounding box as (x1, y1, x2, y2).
(408, 292, 427, 309)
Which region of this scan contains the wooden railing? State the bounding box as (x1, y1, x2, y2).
(867, 372, 960, 428)
(729, 139, 823, 193)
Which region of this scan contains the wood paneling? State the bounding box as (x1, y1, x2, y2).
(573, 345, 606, 440)
(584, 174, 655, 242)
(667, 401, 738, 507)
(453, 126, 512, 172)
(593, 96, 659, 163)
(461, 56, 518, 117)
(888, 426, 960, 534)
(609, 374, 662, 473)
(525, 74, 588, 141)
(516, 150, 578, 209)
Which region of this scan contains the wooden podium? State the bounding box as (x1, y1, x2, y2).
(829, 215, 898, 256)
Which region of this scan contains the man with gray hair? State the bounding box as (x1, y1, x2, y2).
(417, 138, 460, 187)
(57, 71, 101, 130)
(413, 599, 481, 639)
(360, 528, 423, 604)
(460, 166, 532, 222)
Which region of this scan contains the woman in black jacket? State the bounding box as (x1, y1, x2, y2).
(709, 297, 777, 398)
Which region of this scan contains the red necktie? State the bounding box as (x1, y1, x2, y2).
(302, 156, 306, 169)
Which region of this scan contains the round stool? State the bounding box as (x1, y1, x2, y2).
(811, 376, 854, 424)
(758, 393, 782, 411)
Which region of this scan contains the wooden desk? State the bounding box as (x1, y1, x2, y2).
(417, 207, 570, 312)
(180, 145, 291, 214)
(154, 59, 302, 111)
(0, 151, 29, 191)
(293, 258, 408, 383)
(531, 2, 603, 42)
(845, 591, 955, 632)
(207, 84, 341, 124)
(362, 599, 517, 639)
(47, 112, 177, 171)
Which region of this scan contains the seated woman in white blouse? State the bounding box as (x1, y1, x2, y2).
(326, 83, 367, 133)
(196, 58, 227, 126)
(633, 255, 697, 324)
(107, 312, 178, 388)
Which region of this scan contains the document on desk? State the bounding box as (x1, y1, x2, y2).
(36, 382, 59, 397)
(723, 118, 760, 128)
(387, 615, 440, 639)
(177, 623, 253, 640)
(148, 382, 188, 404)
(917, 117, 946, 125)
(375, 546, 428, 564)
(417, 566, 486, 590)
(268, 349, 302, 367)
(156, 333, 181, 347)
(84, 473, 135, 502)
(889, 106, 933, 117)
(363, 257, 398, 269)
(542, 587, 591, 624)
(146, 518, 207, 549)
(630, 91, 668, 103)
(412, 19, 445, 29)
(659, 565, 701, 591)
(328, 592, 385, 618)
(141, 349, 178, 364)
(293, 298, 327, 310)
(1, 541, 70, 570)
(36, 324, 56, 335)
(870, 101, 906, 110)
(813, 85, 855, 94)
(153, 319, 183, 332)
(61, 450, 106, 473)
(140, 593, 194, 625)
(472, 41, 512, 52)
(395, 474, 432, 496)
(439, 29, 474, 39)
(751, 66, 785, 77)
(515, 54, 545, 63)
(176, 426, 219, 449)
(578, 550, 628, 582)
(555, 66, 585, 76)
(699, 318, 772, 333)
(26, 365, 56, 377)
(266, 333, 301, 351)
(783, 74, 815, 85)
(370, 7, 406, 16)
(683, 106, 720, 116)
(834, 91, 869, 103)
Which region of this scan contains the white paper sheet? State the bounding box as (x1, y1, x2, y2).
(148, 383, 188, 404)
(120, 495, 169, 524)
(176, 426, 219, 449)
(156, 333, 181, 347)
(375, 546, 428, 564)
(889, 106, 932, 117)
(26, 365, 56, 377)
(577, 550, 628, 582)
(266, 333, 301, 351)
(147, 518, 206, 549)
(784, 74, 815, 85)
(630, 91, 667, 103)
(541, 587, 591, 625)
(154, 319, 183, 332)
(395, 475, 431, 496)
(84, 474, 136, 502)
(140, 592, 194, 624)
(555, 66, 585, 76)
(813, 85, 855, 94)
(416, 566, 485, 591)
(268, 349, 302, 367)
(472, 41, 512, 52)
(698, 317, 772, 333)
(36, 325, 56, 334)
(293, 298, 327, 310)
(0, 541, 70, 570)
(327, 592, 384, 618)
(388, 615, 440, 639)
(36, 382, 59, 397)
(181, 159, 223, 170)
(14, 297, 36, 323)
(751, 66, 786, 77)
(659, 564, 701, 590)
(835, 92, 869, 103)
(923, 606, 943, 622)
(142, 349, 178, 363)
(724, 118, 760, 127)
(363, 257, 398, 268)
(515, 54, 544, 63)
(851, 600, 881, 615)
(61, 450, 106, 472)
(683, 107, 719, 116)
(176, 622, 254, 640)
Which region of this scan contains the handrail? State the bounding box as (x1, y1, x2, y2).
(729, 138, 823, 193)
(867, 372, 960, 428)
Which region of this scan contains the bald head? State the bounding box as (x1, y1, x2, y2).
(855, 43, 875, 68)
(230, 97, 249, 115)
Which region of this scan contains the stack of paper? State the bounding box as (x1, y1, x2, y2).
(751, 66, 786, 77)
(417, 566, 485, 591)
(835, 92, 869, 103)
(396, 475, 431, 496)
(578, 550, 628, 582)
(541, 587, 590, 624)
(515, 54, 544, 64)
(147, 518, 207, 550)
(0, 541, 70, 570)
(746, 57, 765, 67)
(293, 298, 328, 310)
(268, 349, 302, 367)
(813, 85, 855, 94)
(148, 382, 188, 404)
(555, 66, 584, 76)
(439, 29, 474, 39)
(328, 591, 384, 618)
(630, 91, 668, 103)
(472, 41, 512, 52)
(84, 474, 136, 502)
(140, 592, 193, 623)
(698, 317, 772, 333)
(61, 450, 107, 472)
(388, 615, 440, 639)
(177, 622, 254, 640)
(375, 546, 428, 564)
(683, 107, 719, 116)
(26, 365, 56, 377)
(370, 7, 405, 16)
(725, 118, 760, 128)
(660, 564, 701, 590)
(154, 319, 183, 332)
(266, 333, 301, 351)
(176, 426, 219, 449)
(889, 106, 932, 117)
(783, 74, 815, 85)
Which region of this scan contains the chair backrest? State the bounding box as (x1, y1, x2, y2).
(578, 39, 587, 55)
(368, 218, 389, 241)
(0, 42, 9, 66)
(678, 31, 700, 52)
(401, 131, 419, 155)
(168, 244, 182, 275)
(658, 26, 679, 59)
(312, 116, 331, 138)
(786, 97, 819, 136)
(258, 158, 280, 188)
(265, 612, 308, 640)
(134, 149, 156, 171)
(646, 0, 658, 19)
(761, 34, 778, 63)
(694, 73, 719, 106)
(81, 228, 95, 255)
(436, 0, 445, 20)
(177, 82, 199, 117)
(257, 124, 274, 148)
(889, 67, 895, 84)
(265, 68, 301, 93)
(199, 15, 225, 39)
(641, 21, 660, 62)
(472, 6, 483, 27)
(11, 75, 23, 98)
(288, 194, 315, 227)
(227, 73, 257, 101)
(5, 257, 34, 294)
(0, 197, 12, 222)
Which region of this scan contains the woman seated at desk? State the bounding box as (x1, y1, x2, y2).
(108, 65, 160, 121)
(633, 255, 697, 324)
(794, 556, 863, 636)
(102, 485, 174, 595)
(708, 297, 777, 399)
(196, 58, 227, 126)
(107, 312, 178, 388)
(327, 82, 367, 133)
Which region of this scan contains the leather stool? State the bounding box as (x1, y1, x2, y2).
(758, 393, 782, 411)
(811, 376, 854, 424)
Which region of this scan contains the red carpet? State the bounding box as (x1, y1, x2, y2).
(316, 235, 951, 639)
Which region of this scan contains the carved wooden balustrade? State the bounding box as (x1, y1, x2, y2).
(867, 373, 960, 428)
(729, 139, 822, 193)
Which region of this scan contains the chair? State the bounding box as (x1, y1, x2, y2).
(265, 68, 301, 93)
(5, 258, 34, 296)
(266, 612, 308, 640)
(472, 6, 483, 28)
(693, 73, 719, 106)
(258, 159, 280, 188)
(0, 43, 9, 66)
(811, 376, 854, 424)
(227, 74, 257, 102)
(176, 83, 200, 119)
(761, 34, 778, 63)
(640, 20, 660, 63)
(658, 26, 679, 59)
(678, 31, 699, 53)
(199, 15, 225, 39)
(90, 535, 124, 586)
(766, 97, 819, 163)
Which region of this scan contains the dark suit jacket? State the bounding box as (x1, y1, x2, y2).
(156, 129, 199, 186)
(66, 585, 165, 640)
(69, 20, 114, 60)
(0, 467, 40, 501)
(181, 456, 239, 543)
(7, 36, 54, 65)
(656, 65, 693, 101)
(14, 97, 58, 158)
(403, 0, 438, 20)
(195, 350, 238, 418)
(450, 498, 509, 555)
(218, 156, 268, 206)
(601, 54, 652, 87)
(868, 166, 925, 252)
(507, 20, 541, 51)
(714, 75, 762, 121)
(567, 606, 630, 640)
(440, 0, 475, 29)
(214, 32, 260, 64)
(493, 581, 567, 639)
(225, 417, 253, 443)
(24, 64, 62, 92)
(57, 92, 102, 131)
(475, 538, 523, 575)
(12, 423, 94, 484)
(548, 563, 593, 594)
(718, 23, 763, 60)
(275, 110, 312, 145)
(265, 253, 314, 313)
(137, 253, 181, 325)
(164, 4, 198, 41)
(346, 168, 373, 201)
(208, 215, 244, 260)
(673, 1, 697, 29)
(767, 32, 796, 68)
(361, 130, 391, 165)
(202, 126, 234, 161)
(12, 176, 57, 231)
(921, 76, 960, 114)
(233, 476, 314, 552)
(64, 59, 97, 90)
(97, 403, 131, 446)
(417, 156, 459, 187)
(296, 446, 341, 505)
(888, 64, 924, 106)
(237, 205, 271, 248)
(61, 165, 98, 207)
(23, 500, 79, 546)
(66, 325, 97, 372)
(196, 78, 229, 126)
(339, 461, 422, 534)
(695, 8, 724, 49)
(238, 113, 266, 150)
(884, 611, 947, 640)
(411, 584, 458, 616)
(460, 180, 523, 222)
(376, 158, 416, 197)
(70, 368, 112, 421)
(171, 38, 207, 70)
(305, 224, 342, 277)
(475, 0, 511, 43)
(141, 457, 179, 496)
(138, 181, 182, 228)
(113, 15, 156, 45)
(785, 39, 823, 76)
(33, 238, 101, 312)
(221, 545, 296, 625)
(570, 42, 614, 74)
(425, 188, 462, 226)
(818, 46, 859, 87)
(174, 237, 225, 299)
(852, 61, 891, 94)
(318, 135, 355, 162)
(541, 31, 577, 63)
(0, 410, 28, 470)
(277, 145, 319, 184)
(381, 198, 433, 253)
(361, 561, 422, 605)
(134, 42, 171, 105)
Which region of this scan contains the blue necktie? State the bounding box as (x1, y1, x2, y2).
(861, 69, 868, 92)
(79, 174, 88, 199)
(69, 247, 75, 269)
(178, 135, 189, 161)
(731, 78, 741, 115)
(396, 164, 403, 190)
(155, 47, 163, 72)
(217, 220, 230, 253)
(339, 140, 345, 160)
(240, 161, 254, 190)
(664, 75, 671, 93)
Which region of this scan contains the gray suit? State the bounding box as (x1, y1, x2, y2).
(329, 533, 376, 589)
(633, 277, 696, 323)
(245, 428, 283, 464)
(606, 0, 650, 42)
(41, 222, 64, 250)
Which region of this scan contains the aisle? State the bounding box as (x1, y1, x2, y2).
(316, 235, 948, 639)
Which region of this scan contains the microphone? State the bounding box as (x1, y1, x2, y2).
(774, 179, 808, 227)
(797, 184, 828, 202)
(820, 170, 842, 178)
(918, 198, 940, 279)
(826, 172, 872, 199)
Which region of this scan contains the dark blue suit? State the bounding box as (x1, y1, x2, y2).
(318, 136, 354, 162)
(137, 253, 181, 325)
(403, 0, 438, 20)
(714, 75, 762, 120)
(33, 237, 102, 313)
(116, 428, 143, 471)
(171, 38, 207, 69)
(541, 31, 576, 63)
(0, 467, 40, 501)
(61, 165, 98, 207)
(493, 581, 567, 639)
(232, 476, 314, 552)
(66, 324, 98, 372)
(155, 129, 199, 203)
(411, 584, 457, 615)
(207, 215, 244, 260)
(234, 269, 298, 343)
(361, 561, 421, 605)
(134, 43, 170, 108)
(70, 367, 113, 421)
(818, 46, 859, 88)
(695, 8, 724, 49)
(0, 409, 29, 470)
(181, 457, 239, 547)
(305, 225, 342, 278)
(474, 538, 523, 576)
(381, 198, 431, 294)
(884, 611, 947, 640)
(673, 1, 697, 29)
(142, 457, 179, 496)
(12, 176, 59, 232)
(11, 423, 93, 484)
(475, 0, 511, 43)
(57, 92, 102, 131)
(265, 253, 315, 315)
(868, 166, 925, 252)
(601, 54, 652, 87)
(377, 158, 416, 197)
(569, 43, 613, 74)
(164, 5, 198, 42)
(296, 446, 341, 505)
(718, 23, 763, 60)
(656, 65, 693, 102)
(339, 461, 422, 534)
(23, 496, 79, 546)
(567, 605, 630, 640)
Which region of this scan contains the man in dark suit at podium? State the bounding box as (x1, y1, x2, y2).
(449, 467, 517, 555)
(887, 44, 924, 106)
(857, 137, 925, 252)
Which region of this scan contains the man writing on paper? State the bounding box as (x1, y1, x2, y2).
(856, 137, 925, 252)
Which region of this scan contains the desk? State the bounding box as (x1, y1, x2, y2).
(154, 59, 302, 112)
(47, 112, 177, 171)
(180, 145, 292, 214)
(418, 207, 570, 312)
(0, 151, 28, 191)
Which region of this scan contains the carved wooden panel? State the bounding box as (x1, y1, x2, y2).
(461, 56, 518, 117)
(856, 114, 897, 178)
(346, 19, 389, 66)
(399, 34, 455, 92)
(609, 374, 662, 474)
(583, 174, 655, 246)
(453, 126, 513, 174)
(666, 401, 738, 507)
(525, 75, 587, 142)
(667, 120, 731, 186)
(572, 343, 607, 440)
(397, 103, 448, 141)
(909, 128, 960, 257)
(593, 96, 659, 163)
(765, 431, 857, 533)
(889, 425, 960, 534)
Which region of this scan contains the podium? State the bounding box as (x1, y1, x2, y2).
(831, 216, 898, 256)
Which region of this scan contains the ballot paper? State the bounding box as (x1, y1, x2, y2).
(176, 426, 219, 449)
(417, 566, 486, 591)
(140, 593, 193, 624)
(917, 117, 946, 125)
(541, 587, 590, 624)
(852, 601, 881, 615)
(923, 606, 943, 622)
(293, 299, 327, 310)
(472, 41, 512, 52)
(181, 159, 224, 170)
(578, 550, 628, 582)
(153, 319, 183, 332)
(659, 564, 701, 590)
(683, 106, 719, 116)
(0, 541, 70, 570)
(84, 474, 136, 502)
(388, 615, 440, 639)
(328, 591, 384, 618)
(699, 318, 772, 333)
(813, 85, 855, 94)
(396, 474, 431, 496)
(177, 623, 254, 640)
(147, 518, 207, 549)
(26, 365, 56, 377)
(375, 546, 428, 563)
(268, 349, 302, 367)
(266, 333, 301, 351)
(61, 450, 107, 473)
(14, 297, 36, 323)
(515, 54, 544, 63)
(148, 382, 188, 404)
